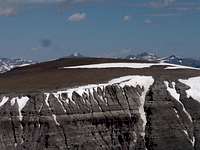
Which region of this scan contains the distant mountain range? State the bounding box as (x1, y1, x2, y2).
(160, 55, 200, 68)
(65, 52, 200, 68)
(126, 52, 200, 68)
(1, 52, 200, 73)
(0, 53, 86, 73)
(126, 52, 159, 61)
(0, 58, 35, 73)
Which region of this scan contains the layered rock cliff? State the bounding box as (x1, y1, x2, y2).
(0, 76, 200, 150)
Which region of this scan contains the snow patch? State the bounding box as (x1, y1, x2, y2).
(164, 81, 192, 122)
(0, 96, 9, 107)
(63, 62, 199, 70)
(165, 64, 198, 70)
(183, 130, 195, 146)
(173, 108, 180, 119)
(52, 114, 60, 126)
(179, 77, 200, 103)
(10, 98, 16, 106)
(44, 93, 50, 108)
(51, 75, 153, 102)
(164, 82, 180, 100)
(16, 96, 29, 121)
(63, 63, 157, 69)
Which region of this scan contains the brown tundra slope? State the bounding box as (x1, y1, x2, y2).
(0, 57, 200, 150)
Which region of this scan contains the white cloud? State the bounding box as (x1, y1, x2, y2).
(144, 18, 152, 24)
(123, 15, 131, 22)
(68, 12, 87, 22)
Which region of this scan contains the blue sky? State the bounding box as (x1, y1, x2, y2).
(0, 0, 200, 61)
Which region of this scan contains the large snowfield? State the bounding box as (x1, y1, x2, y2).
(63, 62, 199, 70)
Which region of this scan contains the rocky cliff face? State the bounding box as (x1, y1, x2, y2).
(0, 73, 200, 150)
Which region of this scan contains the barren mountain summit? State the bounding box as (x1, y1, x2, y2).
(0, 57, 199, 93)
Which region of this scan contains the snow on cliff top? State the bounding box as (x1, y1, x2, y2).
(53, 75, 154, 100)
(51, 75, 154, 135)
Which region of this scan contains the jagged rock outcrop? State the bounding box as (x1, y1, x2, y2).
(145, 79, 194, 150)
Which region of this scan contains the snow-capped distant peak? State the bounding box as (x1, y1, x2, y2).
(67, 52, 84, 58)
(0, 58, 35, 73)
(126, 52, 159, 61)
(126, 53, 200, 68)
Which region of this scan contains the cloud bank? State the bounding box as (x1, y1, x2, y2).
(1, 0, 200, 17)
(0, 0, 98, 16)
(123, 15, 131, 22)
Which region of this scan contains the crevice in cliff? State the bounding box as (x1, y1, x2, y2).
(123, 87, 132, 117)
(144, 88, 154, 150)
(98, 130, 111, 150)
(91, 129, 102, 149)
(112, 86, 128, 114)
(44, 134, 49, 148)
(104, 86, 117, 119)
(93, 93, 105, 113)
(9, 112, 18, 147)
(60, 126, 70, 150)
(89, 89, 111, 123)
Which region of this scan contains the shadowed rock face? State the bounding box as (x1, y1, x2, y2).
(0, 77, 199, 150)
(145, 80, 194, 150)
